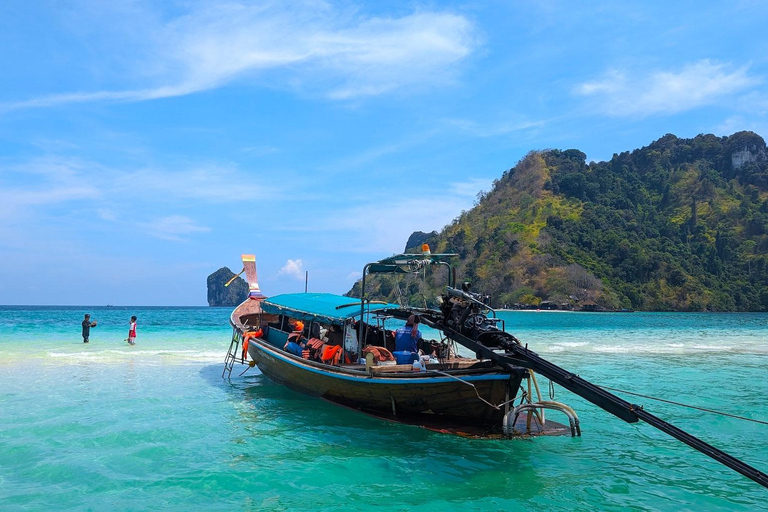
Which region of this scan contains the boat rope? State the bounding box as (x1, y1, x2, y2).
(429, 370, 517, 410)
(437, 332, 459, 362)
(516, 388, 533, 408)
(237, 360, 256, 377)
(394, 280, 404, 308)
(599, 385, 768, 426)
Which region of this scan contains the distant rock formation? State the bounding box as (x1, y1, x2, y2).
(405, 231, 438, 252)
(730, 131, 767, 169)
(207, 267, 248, 307)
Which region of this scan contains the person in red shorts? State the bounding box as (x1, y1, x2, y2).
(127, 315, 137, 345)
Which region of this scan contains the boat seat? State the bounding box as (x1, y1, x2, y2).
(368, 359, 482, 373)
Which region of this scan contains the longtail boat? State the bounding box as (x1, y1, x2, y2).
(223, 249, 768, 490)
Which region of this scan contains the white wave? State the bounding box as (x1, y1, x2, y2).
(44, 348, 226, 364)
(579, 344, 768, 355)
(554, 341, 590, 347)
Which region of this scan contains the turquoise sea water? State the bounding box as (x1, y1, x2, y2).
(1, 306, 767, 510)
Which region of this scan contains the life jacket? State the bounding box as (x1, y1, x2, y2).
(304, 338, 325, 361)
(321, 344, 342, 365)
(242, 329, 263, 361)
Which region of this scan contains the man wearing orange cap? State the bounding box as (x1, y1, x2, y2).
(284, 320, 306, 356)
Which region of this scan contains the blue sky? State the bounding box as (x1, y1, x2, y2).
(1, 1, 767, 306)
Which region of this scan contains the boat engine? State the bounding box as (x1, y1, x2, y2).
(439, 285, 520, 351)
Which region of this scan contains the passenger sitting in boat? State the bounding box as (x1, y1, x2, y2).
(394, 314, 422, 353)
(284, 320, 306, 357)
(325, 324, 343, 346)
(307, 322, 321, 340)
(419, 339, 440, 357)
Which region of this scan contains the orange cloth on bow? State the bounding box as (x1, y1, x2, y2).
(241, 329, 263, 360)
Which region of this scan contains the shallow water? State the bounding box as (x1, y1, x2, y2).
(1, 306, 767, 510)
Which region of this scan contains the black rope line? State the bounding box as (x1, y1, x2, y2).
(599, 385, 768, 426)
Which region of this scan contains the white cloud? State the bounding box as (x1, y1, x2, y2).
(315, 12, 476, 99)
(292, 178, 485, 255)
(97, 209, 117, 222)
(575, 60, 761, 117)
(114, 164, 283, 203)
(734, 90, 768, 116)
(279, 259, 305, 280)
(715, 115, 768, 139)
(0, 157, 101, 219)
(448, 177, 494, 198)
(1, 3, 479, 111)
(0, 186, 99, 209)
(141, 215, 211, 241)
(442, 118, 546, 138)
(0, 89, 178, 113)
(240, 145, 279, 156)
(1, 155, 281, 221)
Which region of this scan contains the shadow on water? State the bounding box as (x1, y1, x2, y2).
(199, 363, 405, 436)
(200, 364, 495, 441)
(195, 363, 768, 508)
(196, 363, 578, 501)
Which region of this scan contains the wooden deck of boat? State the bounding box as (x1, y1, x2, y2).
(338, 359, 488, 374)
(375, 360, 482, 372)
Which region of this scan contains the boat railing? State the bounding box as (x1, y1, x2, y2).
(503, 370, 580, 437)
(503, 401, 582, 437)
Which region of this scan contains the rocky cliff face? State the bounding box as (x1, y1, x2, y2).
(729, 131, 767, 169)
(207, 267, 249, 306)
(405, 231, 438, 251)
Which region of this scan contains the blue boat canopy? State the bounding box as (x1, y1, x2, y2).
(261, 293, 400, 325)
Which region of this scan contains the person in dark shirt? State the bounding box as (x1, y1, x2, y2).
(81, 314, 97, 343)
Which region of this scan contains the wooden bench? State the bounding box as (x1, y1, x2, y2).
(368, 359, 482, 373)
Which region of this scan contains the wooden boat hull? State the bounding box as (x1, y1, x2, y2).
(246, 337, 522, 427)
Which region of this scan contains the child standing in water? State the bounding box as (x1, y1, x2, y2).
(127, 316, 137, 345)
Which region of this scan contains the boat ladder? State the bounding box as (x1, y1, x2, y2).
(222, 328, 242, 379)
(503, 400, 581, 437)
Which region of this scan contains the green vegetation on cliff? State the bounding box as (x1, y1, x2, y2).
(349, 131, 768, 311)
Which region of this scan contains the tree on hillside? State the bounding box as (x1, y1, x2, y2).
(351, 132, 768, 311)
